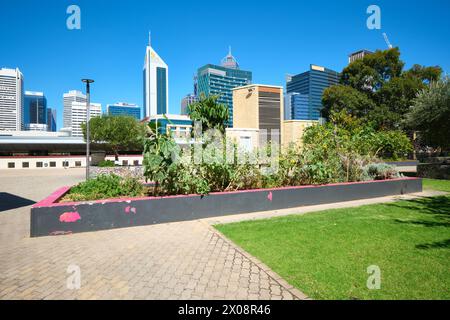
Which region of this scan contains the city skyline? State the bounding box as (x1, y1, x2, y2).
(1, 0, 449, 130)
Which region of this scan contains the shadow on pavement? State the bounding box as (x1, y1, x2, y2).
(0, 192, 36, 212)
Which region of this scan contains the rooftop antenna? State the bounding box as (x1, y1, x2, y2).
(148, 31, 152, 47)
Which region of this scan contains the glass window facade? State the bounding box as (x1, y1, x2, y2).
(107, 104, 141, 120)
(24, 93, 47, 127)
(197, 64, 252, 127)
(286, 66, 339, 120)
(157, 67, 167, 114)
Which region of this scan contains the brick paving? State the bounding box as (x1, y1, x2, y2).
(0, 169, 304, 300)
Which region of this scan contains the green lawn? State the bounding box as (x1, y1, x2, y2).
(216, 179, 450, 300)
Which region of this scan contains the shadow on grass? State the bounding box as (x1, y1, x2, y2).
(388, 196, 450, 228)
(387, 196, 450, 250)
(416, 239, 450, 250)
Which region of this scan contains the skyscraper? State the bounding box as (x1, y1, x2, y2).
(143, 36, 169, 118)
(0, 68, 24, 131)
(180, 94, 197, 115)
(70, 101, 102, 137)
(107, 103, 141, 120)
(47, 108, 57, 132)
(24, 91, 47, 130)
(348, 49, 373, 64)
(286, 65, 340, 120)
(63, 90, 86, 130)
(197, 48, 252, 127)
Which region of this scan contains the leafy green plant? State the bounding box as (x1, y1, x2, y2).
(62, 174, 144, 202)
(98, 160, 115, 167)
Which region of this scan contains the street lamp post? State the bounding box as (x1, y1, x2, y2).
(82, 79, 95, 180)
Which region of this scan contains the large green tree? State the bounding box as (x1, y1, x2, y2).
(82, 115, 147, 160)
(323, 48, 442, 130)
(405, 77, 450, 149)
(188, 94, 229, 134)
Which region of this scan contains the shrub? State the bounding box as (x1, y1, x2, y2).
(98, 160, 115, 167)
(63, 174, 144, 202)
(363, 163, 401, 181)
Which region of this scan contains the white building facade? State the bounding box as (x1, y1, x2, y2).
(63, 90, 86, 130)
(0, 68, 24, 131)
(70, 101, 102, 137)
(143, 41, 169, 118)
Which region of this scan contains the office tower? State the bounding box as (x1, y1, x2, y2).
(284, 92, 310, 120)
(180, 94, 197, 115)
(107, 103, 141, 120)
(232, 84, 283, 143)
(348, 49, 373, 64)
(286, 65, 340, 120)
(63, 90, 86, 129)
(70, 101, 101, 137)
(47, 108, 57, 132)
(197, 48, 252, 127)
(24, 91, 47, 130)
(143, 37, 169, 118)
(0, 68, 24, 131)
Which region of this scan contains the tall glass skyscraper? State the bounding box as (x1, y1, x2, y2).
(47, 108, 57, 132)
(197, 48, 252, 127)
(107, 103, 141, 120)
(143, 37, 169, 118)
(286, 65, 340, 120)
(24, 91, 47, 129)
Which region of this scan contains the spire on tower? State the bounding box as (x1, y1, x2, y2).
(148, 31, 152, 47)
(221, 46, 239, 69)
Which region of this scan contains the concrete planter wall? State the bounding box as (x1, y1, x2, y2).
(30, 178, 422, 238)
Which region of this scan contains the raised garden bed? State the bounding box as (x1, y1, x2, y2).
(30, 178, 423, 237)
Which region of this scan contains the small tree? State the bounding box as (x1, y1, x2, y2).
(82, 115, 147, 160)
(405, 77, 450, 150)
(188, 94, 229, 134)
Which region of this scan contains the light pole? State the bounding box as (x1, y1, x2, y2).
(82, 79, 94, 180)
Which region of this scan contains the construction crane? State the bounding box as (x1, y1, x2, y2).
(383, 32, 393, 49)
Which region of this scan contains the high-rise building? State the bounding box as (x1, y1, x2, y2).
(286, 65, 340, 120)
(197, 48, 252, 127)
(232, 84, 283, 143)
(107, 103, 141, 120)
(143, 38, 169, 118)
(284, 92, 310, 120)
(24, 91, 47, 129)
(348, 49, 373, 64)
(63, 90, 86, 130)
(70, 101, 102, 137)
(0, 68, 24, 131)
(47, 108, 57, 132)
(180, 94, 197, 115)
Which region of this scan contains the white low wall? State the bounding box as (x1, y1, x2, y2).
(0, 155, 143, 170)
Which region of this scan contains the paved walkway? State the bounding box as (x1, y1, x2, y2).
(0, 169, 302, 300)
(0, 170, 442, 300)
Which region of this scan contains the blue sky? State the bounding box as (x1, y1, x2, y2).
(1, 0, 449, 129)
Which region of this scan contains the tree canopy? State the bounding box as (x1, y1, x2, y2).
(323, 48, 442, 130)
(405, 76, 450, 149)
(188, 94, 229, 134)
(82, 115, 147, 158)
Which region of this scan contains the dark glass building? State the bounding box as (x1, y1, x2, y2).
(286, 65, 340, 120)
(47, 108, 57, 132)
(24, 91, 47, 127)
(107, 103, 141, 120)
